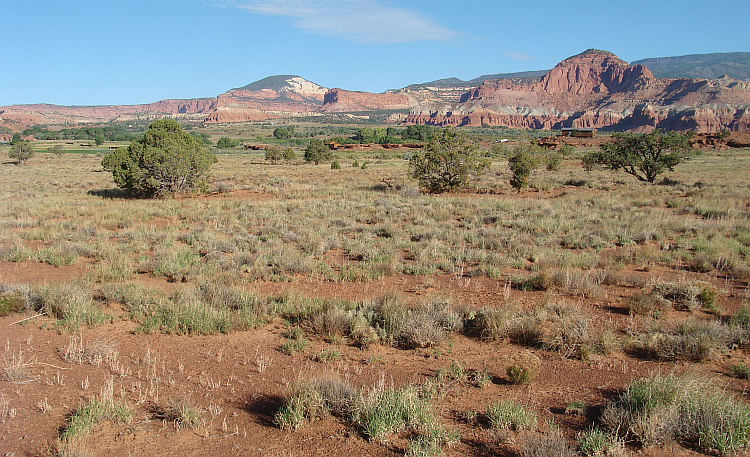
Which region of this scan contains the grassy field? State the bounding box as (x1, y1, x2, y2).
(1, 142, 749, 456)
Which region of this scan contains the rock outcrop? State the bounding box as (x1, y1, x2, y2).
(3, 51, 750, 133)
(209, 76, 328, 119)
(405, 50, 750, 132)
(318, 88, 412, 112)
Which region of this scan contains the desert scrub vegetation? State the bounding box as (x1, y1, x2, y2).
(602, 373, 750, 455)
(274, 372, 456, 454)
(576, 427, 626, 457)
(485, 400, 537, 431)
(154, 397, 203, 429)
(61, 379, 132, 440)
(626, 279, 720, 316)
(272, 292, 462, 349)
(33, 282, 111, 332)
(134, 282, 270, 334)
(466, 301, 596, 358)
(628, 318, 749, 362)
(2, 148, 749, 291)
(505, 350, 541, 384)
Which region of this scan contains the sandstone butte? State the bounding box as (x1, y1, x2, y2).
(404, 50, 750, 132)
(1, 50, 748, 133)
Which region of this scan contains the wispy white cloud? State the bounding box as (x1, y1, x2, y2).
(228, 0, 459, 44)
(505, 51, 534, 61)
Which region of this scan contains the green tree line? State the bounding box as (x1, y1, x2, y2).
(22, 126, 144, 142)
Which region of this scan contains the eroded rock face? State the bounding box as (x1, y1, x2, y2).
(209, 76, 328, 118)
(202, 107, 277, 123)
(405, 50, 750, 132)
(3, 52, 749, 132)
(318, 88, 412, 112)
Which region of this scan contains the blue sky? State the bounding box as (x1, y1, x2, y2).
(3, 0, 748, 106)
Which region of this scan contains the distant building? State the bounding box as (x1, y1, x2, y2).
(560, 128, 597, 138)
(324, 140, 341, 150)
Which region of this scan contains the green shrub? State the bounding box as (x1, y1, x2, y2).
(396, 300, 462, 349)
(728, 362, 750, 379)
(408, 127, 489, 193)
(626, 290, 668, 317)
(62, 385, 132, 440)
(304, 139, 334, 164)
(511, 272, 550, 291)
(486, 400, 537, 430)
(330, 161, 341, 169)
(634, 320, 747, 362)
(274, 374, 453, 454)
(101, 119, 215, 198)
(576, 427, 626, 456)
(0, 291, 26, 317)
(34, 282, 109, 332)
(8, 141, 34, 164)
(582, 130, 690, 183)
(216, 137, 239, 149)
(602, 374, 750, 454)
(545, 150, 564, 171)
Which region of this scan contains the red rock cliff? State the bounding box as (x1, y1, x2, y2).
(319, 89, 412, 112)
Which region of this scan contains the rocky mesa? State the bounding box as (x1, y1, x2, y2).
(404, 50, 750, 132)
(2, 50, 749, 133)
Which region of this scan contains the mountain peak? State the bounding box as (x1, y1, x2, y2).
(539, 49, 652, 95)
(572, 48, 618, 58)
(232, 75, 326, 95)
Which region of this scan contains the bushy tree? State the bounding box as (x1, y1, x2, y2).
(408, 127, 489, 193)
(94, 134, 105, 146)
(282, 147, 296, 161)
(508, 146, 540, 192)
(402, 125, 435, 142)
(47, 145, 64, 157)
(304, 139, 333, 164)
(101, 119, 216, 198)
(273, 126, 295, 139)
(265, 145, 287, 163)
(507, 143, 566, 192)
(216, 137, 239, 149)
(583, 130, 690, 183)
(8, 141, 34, 164)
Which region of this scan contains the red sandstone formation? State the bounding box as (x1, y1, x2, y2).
(405, 50, 750, 132)
(2, 51, 749, 132)
(318, 88, 412, 112)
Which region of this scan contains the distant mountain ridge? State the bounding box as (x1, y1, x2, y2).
(410, 52, 750, 89)
(632, 52, 750, 80)
(2, 50, 749, 133)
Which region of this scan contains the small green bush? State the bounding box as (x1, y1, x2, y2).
(62, 395, 132, 439)
(0, 291, 26, 317)
(486, 400, 537, 430)
(274, 374, 453, 454)
(728, 362, 750, 379)
(576, 427, 626, 456)
(34, 282, 109, 332)
(508, 144, 542, 192)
